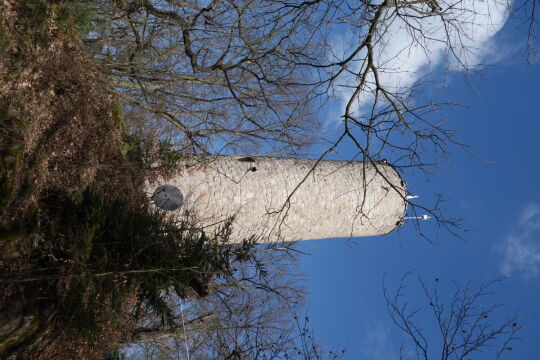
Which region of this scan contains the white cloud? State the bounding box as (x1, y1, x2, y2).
(360, 321, 398, 360)
(519, 203, 540, 227)
(331, 0, 511, 119)
(498, 203, 540, 279)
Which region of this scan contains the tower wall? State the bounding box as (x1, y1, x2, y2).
(149, 156, 407, 243)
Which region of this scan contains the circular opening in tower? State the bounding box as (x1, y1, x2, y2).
(152, 184, 184, 211)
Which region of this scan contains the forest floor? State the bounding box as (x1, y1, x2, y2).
(0, 1, 244, 358)
(0, 1, 146, 358)
(0, 1, 218, 358)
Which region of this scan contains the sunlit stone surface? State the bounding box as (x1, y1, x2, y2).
(148, 156, 407, 243)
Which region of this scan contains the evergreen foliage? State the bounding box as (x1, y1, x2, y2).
(0, 2, 258, 356)
(29, 188, 250, 341)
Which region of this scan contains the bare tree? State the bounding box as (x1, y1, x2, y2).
(511, 0, 540, 60)
(120, 247, 345, 359)
(384, 272, 522, 360)
(78, 0, 524, 236)
(83, 0, 327, 155)
(271, 0, 514, 236)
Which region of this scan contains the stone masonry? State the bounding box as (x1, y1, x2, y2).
(148, 156, 407, 243)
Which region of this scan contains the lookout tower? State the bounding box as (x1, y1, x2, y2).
(149, 156, 407, 243)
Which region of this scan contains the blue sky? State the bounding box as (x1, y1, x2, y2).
(299, 19, 540, 360)
(131, 2, 539, 358)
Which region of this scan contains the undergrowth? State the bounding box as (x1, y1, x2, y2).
(22, 188, 243, 342)
(0, 1, 255, 358)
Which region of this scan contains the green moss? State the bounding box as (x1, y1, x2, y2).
(110, 94, 134, 157)
(110, 94, 127, 132)
(157, 141, 186, 178)
(0, 227, 22, 255)
(18, 0, 50, 46)
(52, 0, 99, 38)
(0, 304, 54, 359)
(71, 191, 84, 205)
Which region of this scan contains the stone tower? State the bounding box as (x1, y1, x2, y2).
(149, 156, 407, 243)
